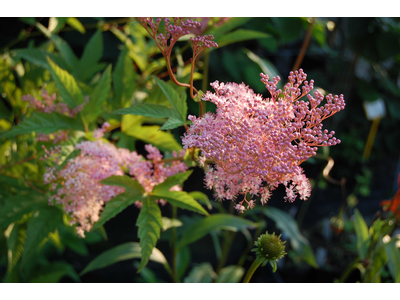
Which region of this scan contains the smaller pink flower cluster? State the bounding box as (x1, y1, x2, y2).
(182, 69, 345, 212)
(44, 139, 187, 237)
(93, 122, 111, 139)
(22, 89, 88, 144)
(137, 17, 218, 56)
(22, 89, 86, 117)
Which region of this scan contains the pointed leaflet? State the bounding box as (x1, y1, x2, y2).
(113, 103, 180, 119)
(125, 124, 182, 152)
(7, 223, 27, 273)
(152, 170, 193, 194)
(136, 196, 163, 273)
(152, 76, 187, 122)
(159, 117, 184, 130)
(21, 205, 64, 267)
(80, 65, 111, 123)
(47, 56, 85, 108)
(92, 192, 144, 230)
(113, 45, 136, 107)
(76, 29, 104, 81)
(353, 209, 370, 260)
(80, 242, 167, 276)
(177, 214, 257, 249)
(264, 206, 318, 268)
(14, 49, 70, 71)
(150, 191, 208, 216)
(50, 35, 79, 70)
(0, 112, 84, 138)
(100, 175, 145, 192)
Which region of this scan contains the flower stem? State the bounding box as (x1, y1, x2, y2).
(243, 257, 263, 283)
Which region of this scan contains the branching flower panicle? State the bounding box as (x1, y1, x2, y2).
(182, 69, 345, 212)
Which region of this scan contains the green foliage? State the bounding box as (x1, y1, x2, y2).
(263, 207, 318, 268)
(177, 214, 257, 249)
(80, 242, 167, 276)
(353, 209, 370, 259)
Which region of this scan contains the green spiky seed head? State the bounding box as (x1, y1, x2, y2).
(252, 232, 287, 263)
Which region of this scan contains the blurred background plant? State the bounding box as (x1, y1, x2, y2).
(0, 17, 399, 283)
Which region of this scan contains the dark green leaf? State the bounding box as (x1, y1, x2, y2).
(218, 29, 270, 47)
(6, 223, 27, 273)
(113, 45, 136, 107)
(177, 214, 256, 249)
(13, 49, 70, 71)
(136, 197, 163, 272)
(77, 29, 103, 81)
(177, 246, 191, 281)
(150, 191, 208, 216)
(113, 103, 179, 119)
(188, 191, 212, 210)
(51, 35, 79, 70)
(80, 65, 111, 123)
(152, 76, 186, 122)
(264, 206, 318, 268)
(183, 262, 216, 283)
(353, 209, 370, 260)
(152, 170, 193, 194)
(384, 239, 400, 283)
(363, 244, 387, 283)
(21, 205, 64, 267)
(100, 176, 144, 193)
(216, 265, 245, 283)
(126, 124, 182, 152)
(0, 196, 46, 229)
(207, 17, 252, 41)
(159, 117, 184, 130)
(47, 57, 85, 108)
(30, 261, 81, 283)
(92, 191, 144, 230)
(80, 242, 167, 276)
(0, 112, 84, 138)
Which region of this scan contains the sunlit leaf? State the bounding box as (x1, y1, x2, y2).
(136, 197, 163, 272)
(80, 242, 167, 276)
(183, 262, 216, 283)
(264, 206, 318, 268)
(177, 214, 257, 249)
(66, 17, 85, 34)
(216, 265, 245, 283)
(152, 170, 193, 194)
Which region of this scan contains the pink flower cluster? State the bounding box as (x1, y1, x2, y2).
(22, 89, 86, 117)
(182, 69, 345, 212)
(137, 17, 218, 56)
(44, 139, 187, 237)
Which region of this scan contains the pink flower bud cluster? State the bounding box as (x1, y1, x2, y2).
(182, 69, 345, 212)
(44, 139, 188, 237)
(22, 89, 86, 117)
(93, 122, 111, 139)
(137, 17, 217, 56)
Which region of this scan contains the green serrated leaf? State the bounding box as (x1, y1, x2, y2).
(150, 191, 208, 216)
(80, 64, 111, 123)
(188, 191, 212, 210)
(353, 209, 370, 260)
(113, 103, 179, 119)
(76, 29, 103, 81)
(47, 56, 85, 108)
(100, 176, 144, 193)
(113, 45, 136, 107)
(7, 223, 27, 273)
(384, 239, 400, 283)
(264, 206, 318, 268)
(159, 117, 184, 130)
(152, 76, 186, 122)
(80, 242, 167, 276)
(218, 29, 270, 47)
(51, 35, 79, 70)
(0, 196, 46, 229)
(177, 214, 256, 249)
(21, 205, 64, 267)
(136, 197, 163, 273)
(126, 124, 182, 152)
(13, 49, 70, 71)
(92, 191, 144, 230)
(0, 112, 84, 138)
(30, 261, 81, 283)
(152, 170, 193, 194)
